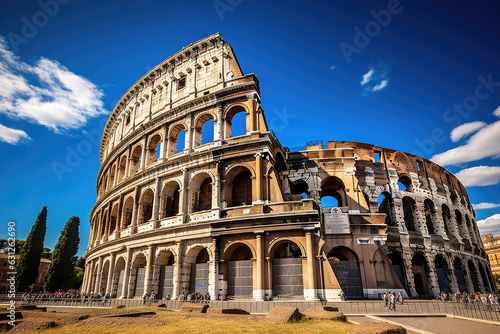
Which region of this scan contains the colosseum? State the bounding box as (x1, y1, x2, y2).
(82, 33, 495, 301)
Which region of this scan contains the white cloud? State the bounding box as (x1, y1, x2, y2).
(450, 121, 487, 142)
(0, 36, 107, 134)
(0, 123, 31, 145)
(473, 203, 500, 210)
(361, 61, 390, 96)
(494, 106, 500, 117)
(454, 166, 500, 187)
(477, 214, 500, 235)
(372, 80, 388, 92)
(360, 69, 373, 85)
(431, 120, 500, 166)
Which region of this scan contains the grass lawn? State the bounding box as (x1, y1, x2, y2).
(4, 306, 357, 334)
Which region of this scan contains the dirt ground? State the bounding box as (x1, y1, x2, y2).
(0, 306, 357, 334)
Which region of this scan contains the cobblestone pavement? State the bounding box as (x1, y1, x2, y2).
(348, 315, 500, 334)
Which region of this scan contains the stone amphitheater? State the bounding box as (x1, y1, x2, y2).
(82, 33, 495, 301)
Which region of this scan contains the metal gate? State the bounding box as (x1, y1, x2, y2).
(159, 265, 174, 298)
(329, 260, 363, 299)
(134, 267, 146, 297)
(436, 267, 451, 292)
(227, 260, 253, 298)
(455, 269, 467, 292)
(190, 263, 209, 294)
(272, 257, 303, 297)
(116, 270, 125, 298)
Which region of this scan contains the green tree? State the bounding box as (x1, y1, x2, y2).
(0, 239, 26, 254)
(75, 256, 85, 269)
(44, 216, 80, 292)
(16, 207, 48, 292)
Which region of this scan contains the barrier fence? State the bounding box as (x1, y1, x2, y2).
(1, 297, 499, 322)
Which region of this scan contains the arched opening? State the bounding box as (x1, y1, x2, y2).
(100, 261, 110, 293)
(130, 146, 143, 174)
(412, 253, 430, 297)
(398, 175, 412, 192)
(328, 246, 363, 299)
(289, 179, 309, 201)
(138, 189, 154, 224)
(156, 251, 175, 299)
(478, 263, 491, 292)
(160, 181, 181, 218)
(402, 197, 416, 232)
(387, 252, 407, 292)
(189, 248, 209, 295)
(468, 260, 480, 292)
(424, 199, 435, 235)
(450, 192, 459, 206)
(131, 254, 147, 298)
(225, 106, 247, 138)
(146, 134, 162, 165)
(100, 212, 107, 239)
(321, 176, 345, 207)
(118, 155, 127, 180)
(231, 171, 252, 207)
(109, 204, 119, 235)
(194, 114, 215, 147)
(121, 197, 134, 228)
(168, 124, 186, 155)
(465, 216, 475, 243)
(198, 178, 212, 212)
(455, 210, 466, 239)
(454, 258, 468, 292)
(378, 192, 393, 226)
(272, 242, 303, 298)
(226, 244, 253, 299)
(112, 257, 126, 298)
(435, 255, 451, 293)
(441, 204, 451, 236)
(191, 173, 213, 213)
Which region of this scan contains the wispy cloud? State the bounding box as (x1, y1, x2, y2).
(431, 107, 500, 166)
(360, 69, 373, 85)
(361, 61, 390, 96)
(477, 213, 500, 235)
(0, 36, 107, 137)
(450, 121, 487, 142)
(455, 166, 500, 187)
(473, 203, 500, 210)
(372, 80, 388, 92)
(0, 123, 31, 145)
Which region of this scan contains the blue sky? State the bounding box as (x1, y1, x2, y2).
(0, 0, 499, 256)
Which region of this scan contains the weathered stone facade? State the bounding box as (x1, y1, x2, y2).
(83, 33, 495, 301)
(483, 233, 500, 277)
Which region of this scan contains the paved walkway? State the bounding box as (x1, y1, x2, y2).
(349, 315, 500, 334)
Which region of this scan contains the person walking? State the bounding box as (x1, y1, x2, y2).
(390, 292, 396, 311)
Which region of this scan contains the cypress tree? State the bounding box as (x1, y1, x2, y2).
(16, 206, 47, 292)
(44, 216, 80, 292)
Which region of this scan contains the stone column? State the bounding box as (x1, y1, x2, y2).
(144, 245, 156, 295)
(140, 137, 147, 169)
(425, 254, 440, 295)
(253, 153, 264, 204)
(131, 187, 140, 231)
(117, 194, 124, 235)
(266, 257, 273, 297)
(121, 248, 133, 299)
(105, 252, 116, 295)
(305, 230, 318, 300)
(254, 232, 264, 301)
(152, 178, 161, 222)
